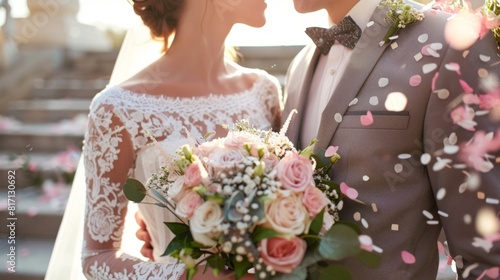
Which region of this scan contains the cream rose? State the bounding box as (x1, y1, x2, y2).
(265, 192, 309, 235)
(274, 153, 314, 193)
(302, 185, 329, 216)
(190, 201, 224, 247)
(167, 177, 189, 203)
(175, 191, 204, 219)
(184, 161, 208, 187)
(259, 237, 307, 274)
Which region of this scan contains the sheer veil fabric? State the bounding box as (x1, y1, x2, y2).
(46, 24, 163, 279)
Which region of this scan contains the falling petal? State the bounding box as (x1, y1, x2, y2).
(349, 98, 359, 106)
(484, 267, 500, 279)
(448, 132, 458, 145)
(418, 33, 428, 43)
(463, 94, 480, 105)
(433, 157, 452, 171)
(464, 214, 472, 224)
(436, 188, 446, 200)
(391, 42, 398, 49)
(378, 77, 389, 87)
(478, 68, 488, 78)
(472, 237, 493, 253)
(420, 153, 431, 165)
(334, 113, 343, 123)
(363, 175, 370, 181)
(367, 21, 374, 27)
(346, 188, 359, 200)
(486, 198, 500, 204)
(432, 72, 439, 91)
(444, 145, 459, 154)
(422, 210, 434, 219)
(459, 79, 474, 93)
(391, 224, 399, 231)
(398, 153, 411, 159)
(423, 63, 438, 74)
(394, 163, 403, 173)
(360, 111, 374, 126)
(401, 251, 416, 264)
(431, 43, 443, 50)
(385, 92, 408, 112)
(369, 96, 379, 106)
(359, 235, 373, 252)
(414, 52, 423, 61)
(325, 146, 339, 157)
(427, 220, 439, 225)
(354, 212, 361, 221)
(371, 203, 378, 212)
(438, 211, 449, 217)
(361, 218, 369, 228)
(445, 63, 461, 75)
(409, 75, 422, 87)
(340, 182, 349, 194)
(479, 54, 491, 62)
(435, 89, 450, 99)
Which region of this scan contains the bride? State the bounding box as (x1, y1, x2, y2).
(81, 0, 282, 279)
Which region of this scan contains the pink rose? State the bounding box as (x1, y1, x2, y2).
(262, 152, 279, 171)
(265, 192, 308, 235)
(259, 237, 307, 274)
(302, 185, 328, 217)
(275, 153, 313, 193)
(225, 131, 265, 157)
(207, 148, 245, 175)
(184, 161, 208, 187)
(196, 138, 224, 159)
(175, 191, 204, 218)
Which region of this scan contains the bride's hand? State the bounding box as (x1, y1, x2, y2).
(135, 212, 155, 261)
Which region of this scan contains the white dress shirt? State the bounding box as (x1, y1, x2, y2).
(301, 0, 381, 146)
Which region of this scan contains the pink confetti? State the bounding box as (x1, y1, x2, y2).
(463, 94, 480, 105)
(401, 251, 416, 264)
(445, 62, 461, 75)
(360, 111, 374, 126)
(325, 146, 339, 157)
(431, 72, 439, 91)
(409, 75, 422, 87)
(340, 182, 359, 200)
(459, 79, 474, 93)
(27, 207, 38, 217)
(477, 267, 500, 280)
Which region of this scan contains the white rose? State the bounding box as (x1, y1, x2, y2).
(190, 201, 224, 247)
(167, 177, 189, 203)
(207, 148, 245, 175)
(265, 192, 309, 236)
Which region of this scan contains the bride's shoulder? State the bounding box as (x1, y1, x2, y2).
(88, 85, 129, 113)
(227, 61, 282, 92)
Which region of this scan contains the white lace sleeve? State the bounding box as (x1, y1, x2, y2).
(261, 73, 283, 132)
(81, 97, 185, 280)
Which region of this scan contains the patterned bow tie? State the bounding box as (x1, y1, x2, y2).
(305, 16, 362, 55)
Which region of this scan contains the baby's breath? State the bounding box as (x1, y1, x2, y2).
(379, 0, 425, 45)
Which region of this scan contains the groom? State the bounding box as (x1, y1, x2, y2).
(283, 0, 500, 279)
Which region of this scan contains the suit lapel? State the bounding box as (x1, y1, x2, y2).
(315, 7, 392, 150)
(285, 45, 321, 147)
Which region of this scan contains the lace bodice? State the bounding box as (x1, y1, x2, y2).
(82, 71, 282, 279)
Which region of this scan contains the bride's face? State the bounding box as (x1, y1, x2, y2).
(214, 0, 268, 27)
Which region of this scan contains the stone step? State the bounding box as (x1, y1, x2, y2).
(0, 151, 80, 190)
(0, 119, 86, 153)
(6, 100, 91, 124)
(30, 78, 107, 99)
(0, 186, 68, 238)
(0, 237, 56, 280)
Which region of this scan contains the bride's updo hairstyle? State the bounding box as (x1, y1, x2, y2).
(132, 0, 184, 51)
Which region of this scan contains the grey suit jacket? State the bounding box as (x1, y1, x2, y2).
(283, 3, 500, 279)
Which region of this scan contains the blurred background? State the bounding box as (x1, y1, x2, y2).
(0, 0, 468, 279)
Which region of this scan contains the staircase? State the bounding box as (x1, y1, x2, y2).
(0, 50, 118, 280)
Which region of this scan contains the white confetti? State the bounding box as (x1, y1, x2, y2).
(435, 89, 450, 99)
(448, 132, 458, 145)
(391, 224, 399, 231)
(436, 188, 446, 200)
(391, 42, 398, 49)
(378, 77, 389, 87)
(422, 210, 434, 219)
(453, 164, 467, 169)
(361, 218, 369, 228)
(427, 220, 439, 225)
(423, 63, 438, 74)
(367, 21, 375, 27)
(430, 43, 443, 50)
(349, 98, 359, 106)
(486, 198, 500, 204)
(369, 96, 379, 106)
(394, 163, 403, 173)
(427, 48, 440, 58)
(462, 50, 469, 58)
(334, 113, 343, 123)
(363, 175, 370, 181)
(398, 153, 411, 159)
(444, 145, 459, 154)
(445, 63, 460, 72)
(458, 182, 467, 193)
(414, 52, 423, 61)
(418, 34, 428, 43)
(373, 245, 383, 253)
(476, 110, 490, 116)
(438, 211, 449, 217)
(371, 203, 378, 212)
(432, 157, 451, 171)
(479, 54, 491, 62)
(421, 153, 431, 165)
(464, 214, 472, 224)
(354, 212, 362, 221)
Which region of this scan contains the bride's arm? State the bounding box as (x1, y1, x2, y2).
(81, 102, 185, 279)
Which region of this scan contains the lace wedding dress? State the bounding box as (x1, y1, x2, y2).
(81, 70, 282, 280)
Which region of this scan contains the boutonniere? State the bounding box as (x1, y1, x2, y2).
(378, 0, 425, 46)
(484, 0, 500, 52)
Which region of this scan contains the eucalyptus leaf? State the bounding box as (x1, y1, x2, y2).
(123, 178, 146, 202)
(250, 227, 282, 243)
(318, 265, 351, 280)
(165, 222, 190, 236)
(309, 208, 325, 236)
(271, 266, 307, 280)
(355, 250, 380, 268)
(319, 224, 361, 261)
(150, 188, 169, 206)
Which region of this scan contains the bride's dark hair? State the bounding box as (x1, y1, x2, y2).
(132, 0, 184, 51)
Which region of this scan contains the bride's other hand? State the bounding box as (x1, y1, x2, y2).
(135, 212, 155, 261)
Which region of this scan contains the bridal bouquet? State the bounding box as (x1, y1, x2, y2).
(124, 114, 378, 280)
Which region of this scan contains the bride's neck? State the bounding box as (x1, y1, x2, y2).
(164, 6, 232, 82)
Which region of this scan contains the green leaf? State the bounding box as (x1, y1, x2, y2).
(271, 266, 307, 280)
(123, 178, 146, 202)
(186, 266, 198, 280)
(318, 265, 352, 280)
(162, 235, 185, 257)
(250, 227, 282, 243)
(309, 208, 325, 236)
(355, 250, 380, 268)
(165, 222, 190, 236)
(206, 254, 225, 277)
(319, 224, 361, 261)
(204, 131, 215, 140)
(234, 258, 253, 280)
(150, 188, 169, 206)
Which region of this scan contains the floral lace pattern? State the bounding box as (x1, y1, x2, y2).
(82, 72, 282, 279)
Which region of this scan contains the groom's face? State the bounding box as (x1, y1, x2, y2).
(292, 0, 335, 13)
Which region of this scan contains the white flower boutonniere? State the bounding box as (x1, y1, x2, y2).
(378, 0, 425, 46)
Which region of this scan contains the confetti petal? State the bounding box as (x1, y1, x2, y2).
(360, 111, 374, 126)
(363, 175, 370, 181)
(325, 146, 339, 157)
(484, 267, 500, 279)
(349, 98, 359, 106)
(340, 182, 349, 194)
(401, 251, 416, 264)
(418, 33, 428, 43)
(436, 188, 446, 200)
(444, 63, 461, 75)
(414, 52, 423, 61)
(420, 153, 431, 165)
(423, 63, 438, 74)
(459, 79, 474, 93)
(369, 96, 379, 106)
(479, 54, 491, 62)
(431, 72, 439, 91)
(346, 188, 359, 200)
(435, 89, 450, 100)
(378, 78, 389, 87)
(409, 75, 422, 87)
(334, 113, 343, 123)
